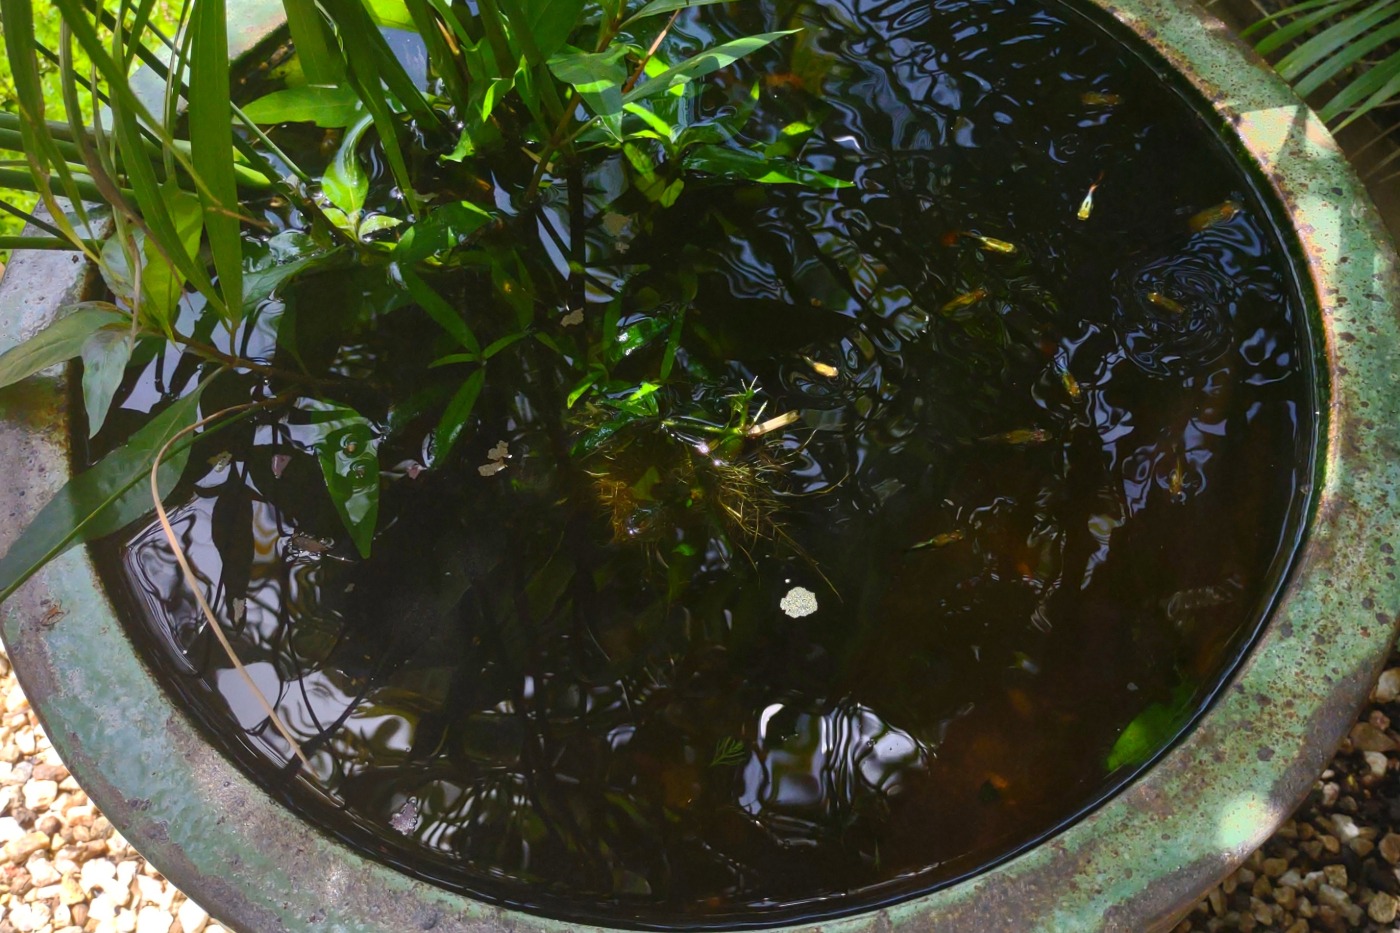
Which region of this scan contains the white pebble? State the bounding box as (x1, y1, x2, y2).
(780, 586, 818, 618)
(135, 906, 172, 933)
(81, 857, 118, 893)
(177, 897, 210, 933)
(23, 777, 57, 809)
(1376, 668, 1400, 704)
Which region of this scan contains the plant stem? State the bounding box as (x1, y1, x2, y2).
(170, 335, 340, 387)
(0, 235, 102, 251)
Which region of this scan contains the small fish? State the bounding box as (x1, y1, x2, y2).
(941, 231, 1018, 255)
(940, 288, 989, 315)
(978, 427, 1050, 446)
(1188, 199, 1242, 232)
(1077, 172, 1105, 222)
(1146, 291, 1186, 315)
(908, 529, 965, 551)
(971, 234, 1017, 255)
(1080, 91, 1122, 106)
(763, 71, 805, 91)
(1164, 582, 1237, 625)
(1060, 368, 1082, 402)
(803, 355, 839, 378)
(1168, 456, 1185, 499)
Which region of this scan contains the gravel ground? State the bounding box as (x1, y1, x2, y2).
(3, 642, 1400, 931)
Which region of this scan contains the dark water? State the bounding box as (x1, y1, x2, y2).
(89, 0, 1315, 926)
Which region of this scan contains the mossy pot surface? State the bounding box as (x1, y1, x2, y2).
(2, 0, 1400, 929)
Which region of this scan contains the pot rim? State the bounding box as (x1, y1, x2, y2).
(3, 0, 1399, 929)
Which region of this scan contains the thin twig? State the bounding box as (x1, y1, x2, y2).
(622, 9, 681, 95)
(149, 402, 312, 771)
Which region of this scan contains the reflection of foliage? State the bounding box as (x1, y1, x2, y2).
(710, 735, 747, 767)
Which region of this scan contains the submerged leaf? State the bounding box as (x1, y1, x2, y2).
(434, 368, 487, 464)
(303, 401, 381, 559)
(685, 144, 851, 188)
(0, 384, 206, 603)
(0, 305, 127, 390)
(1105, 680, 1196, 771)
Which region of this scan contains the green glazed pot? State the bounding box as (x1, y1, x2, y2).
(2, 0, 1399, 929)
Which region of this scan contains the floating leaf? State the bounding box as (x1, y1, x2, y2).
(0, 305, 126, 390)
(0, 384, 207, 603)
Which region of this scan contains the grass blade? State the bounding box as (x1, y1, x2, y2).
(1276, 0, 1400, 81)
(190, 0, 245, 327)
(623, 31, 798, 103)
(1292, 17, 1400, 95)
(1320, 47, 1400, 123)
(1253, 0, 1362, 56)
(283, 0, 344, 83)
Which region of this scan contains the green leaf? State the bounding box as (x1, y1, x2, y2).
(100, 187, 205, 330)
(0, 305, 127, 390)
(243, 86, 364, 128)
(242, 233, 333, 318)
(400, 267, 483, 353)
(1105, 681, 1196, 771)
(622, 0, 733, 28)
(323, 114, 373, 217)
(190, 0, 245, 326)
(1252, 0, 1361, 55)
(0, 384, 206, 603)
(623, 31, 799, 103)
(550, 46, 629, 137)
(304, 402, 381, 558)
(1321, 47, 1400, 125)
(434, 368, 487, 463)
(684, 144, 852, 188)
(285, 0, 345, 83)
(364, 0, 418, 29)
(80, 328, 134, 438)
(394, 201, 495, 265)
(1292, 17, 1400, 97)
(1275, 0, 1400, 81)
(521, 0, 587, 63)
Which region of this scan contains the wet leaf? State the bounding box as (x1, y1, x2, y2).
(0, 305, 127, 390)
(0, 384, 207, 603)
(622, 0, 732, 27)
(323, 114, 373, 217)
(79, 327, 134, 437)
(243, 85, 363, 127)
(394, 201, 495, 265)
(549, 46, 629, 138)
(521, 0, 586, 63)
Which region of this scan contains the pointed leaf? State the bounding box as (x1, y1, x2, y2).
(0, 384, 206, 603)
(190, 0, 245, 326)
(244, 86, 364, 127)
(394, 201, 495, 264)
(80, 328, 134, 437)
(0, 305, 127, 390)
(623, 31, 798, 103)
(303, 401, 381, 558)
(685, 144, 852, 188)
(622, 0, 733, 27)
(284, 0, 345, 83)
(323, 114, 373, 217)
(522, 0, 586, 63)
(549, 46, 629, 136)
(434, 368, 486, 463)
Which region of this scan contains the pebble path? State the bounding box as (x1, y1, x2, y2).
(5, 640, 1400, 931)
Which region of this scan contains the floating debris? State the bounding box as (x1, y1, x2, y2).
(804, 356, 839, 378)
(287, 533, 352, 562)
(561, 308, 585, 327)
(230, 597, 247, 623)
(1188, 199, 1242, 232)
(389, 797, 420, 835)
(780, 586, 819, 618)
(479, 440, 511, 477)
(1146, 291, 1186, 315)
(1080, 91, 1122, 106)
(1077, 171, 1104, 221)
(747, 410, 800, 437)
(909, 529, 964, 551)
(208, 451, 233, 471)
(271, 453, 292, 479)
(940, 288, 989, 315)
(978, 427, 1050, 446)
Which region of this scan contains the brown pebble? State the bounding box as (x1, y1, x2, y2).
(1209, 886, 1226, 916)
(70, 902, 87, 926)
(37, 815, 61, 837)
(1275, 885, 1297, 910)
(1253, 875, 1273, 898)
(1283, 920, 1308, 933)
(1370, 892, 1400, 924)
(1350, 722, 1397, 753)
(1323, 864, 1347, 888)
(1301, 840, 1324, 860)
(1381, 833, 1400, 865)
(1263, 857, 1289, 878)
(31, 763, 67, 783)
(1351, 837, 1375, 857)
(1300, 822, 1317, 840)
(1320, 834, 1340, 854)
(1, 831, 49, 864)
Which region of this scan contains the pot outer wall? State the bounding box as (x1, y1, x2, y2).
(2, 0, 1400, 929)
